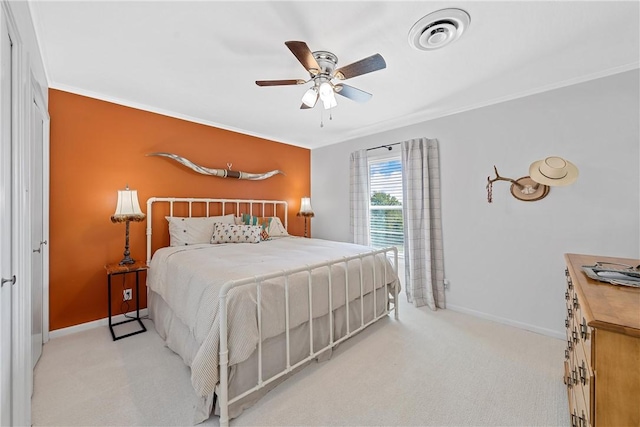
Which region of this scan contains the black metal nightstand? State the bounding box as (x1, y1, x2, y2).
(104, 261, 147, 341)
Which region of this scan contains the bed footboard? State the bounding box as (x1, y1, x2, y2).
(217, 246, 399, 427)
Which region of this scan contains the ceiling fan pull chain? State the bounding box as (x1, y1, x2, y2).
(320, 109, 324, 128)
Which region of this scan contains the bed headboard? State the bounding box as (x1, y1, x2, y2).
(146, 197, 288, 265)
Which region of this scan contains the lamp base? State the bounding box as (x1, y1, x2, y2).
(119, 220, 135, 265)
(119, 256, 135, 266)
(297, 211, 314, 238)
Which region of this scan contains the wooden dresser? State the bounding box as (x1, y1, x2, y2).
(563, 254, 640, 427)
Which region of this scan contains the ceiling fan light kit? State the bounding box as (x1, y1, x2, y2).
(256, 41, 386, 116)
(409, 8, 471, 51)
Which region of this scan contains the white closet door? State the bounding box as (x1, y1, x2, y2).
(30, 96, 45, 370)
(0, 13, 14, 426)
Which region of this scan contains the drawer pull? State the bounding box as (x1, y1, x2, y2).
(564, 371, 573, 388)
(567, 339, 573, 351)
(567, 306, 573, 319)
(565, 317, 570, 328)
(573, 294, 580, 310)
(579, 361, 588, 386)
(564, 348, 570, 360)
(565, 269, 574, 289)
(572, 328, 579, 344)
(580, 318, 589, 340)
(565, 290, 570, 301)
(571, 411, 578, 427)
(572, 367, 578, 385)
(578, 411, 587, 427)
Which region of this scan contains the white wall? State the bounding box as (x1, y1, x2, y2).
(311, 70, 639, 338)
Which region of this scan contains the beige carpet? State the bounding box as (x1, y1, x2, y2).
(32, 295, 569, 426)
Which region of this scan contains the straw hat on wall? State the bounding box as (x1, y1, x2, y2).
(529, 156, 578, 186)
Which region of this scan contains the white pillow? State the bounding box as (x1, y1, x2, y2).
(210, 223, 261, 244)
(166, 214, 235, 246)
(268, 217, 289, 237)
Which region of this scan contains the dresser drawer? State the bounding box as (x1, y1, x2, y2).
(573, 348, 594, 426)
(565, 361, 578, 426)
(575, 339, 593, 384)
(576, 324, 593, 377)
(565, 328, 575, 363)
(573, 394, 590, 427)
(572, 292, 594, 366)
(565, 268, 574, 292)
(574, 373, 594, 427)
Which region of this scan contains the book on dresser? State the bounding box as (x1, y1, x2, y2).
(563, 253, 640, 427)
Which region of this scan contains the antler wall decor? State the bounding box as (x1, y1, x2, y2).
(486, 157, 578, 203)
(486, 165, 549, 203)
(147, 152, 285, 181)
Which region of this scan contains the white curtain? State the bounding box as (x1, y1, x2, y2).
(349, 149, 370, 245)
(401, 138, 445, 310)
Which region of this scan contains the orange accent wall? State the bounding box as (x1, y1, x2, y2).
(49, 89, 310, 331)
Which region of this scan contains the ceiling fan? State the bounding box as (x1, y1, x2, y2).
(256, 41, 386, 110)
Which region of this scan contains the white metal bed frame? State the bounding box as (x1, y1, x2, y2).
(145, 197, 399, 426)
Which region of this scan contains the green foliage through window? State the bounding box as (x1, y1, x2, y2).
(368, 158, 403, 255)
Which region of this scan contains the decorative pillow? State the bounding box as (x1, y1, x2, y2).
(267, 216, 289, 237)
(242, 214, 273, 240)
(233, 216, 244, 225)
(210, 223, 261, 244)
(166, 214, 235, 246)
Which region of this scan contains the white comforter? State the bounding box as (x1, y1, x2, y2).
(147, 237, 399, 398)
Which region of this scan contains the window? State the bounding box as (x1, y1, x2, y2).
(368, 156, 403, 256)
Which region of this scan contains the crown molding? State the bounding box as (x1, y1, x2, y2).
(338, 62, 640, 145)
(50, 62, 639, 151)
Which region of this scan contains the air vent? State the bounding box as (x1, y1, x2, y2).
(408, 8, 470, 51)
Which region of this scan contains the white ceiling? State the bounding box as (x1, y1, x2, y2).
(30, 1, 639, 149)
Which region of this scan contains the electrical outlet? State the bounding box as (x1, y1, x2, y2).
(123, 289, 132, 301)
(443, 279, 450, 290)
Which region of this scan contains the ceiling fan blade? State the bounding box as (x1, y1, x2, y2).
(285, 41, 321, 74)
(334, 84, 373, 103)
(255, 79, 306, 87)
(334, 53, 386, 80)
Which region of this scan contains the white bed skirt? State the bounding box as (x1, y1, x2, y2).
(149, 285, 390, 424)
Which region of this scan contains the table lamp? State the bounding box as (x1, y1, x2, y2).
(296, 196, 314, 238)
(110, 185, 146, 265)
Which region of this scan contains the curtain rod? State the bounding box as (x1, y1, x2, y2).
(366, 142, 400, 152)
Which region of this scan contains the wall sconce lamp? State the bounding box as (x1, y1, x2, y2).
(487, 156, 578, 203)
(296, 197, 315, 238)
(110, 185, 146, 265)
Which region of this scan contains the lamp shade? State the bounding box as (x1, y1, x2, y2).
(319, 82, 337, 110)
(111, 188, 145, 223)
(299, 197, 314, 216)
(301, 87, 319, 108)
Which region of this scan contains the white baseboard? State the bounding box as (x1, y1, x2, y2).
(446, 304, 565, 340)
(50, 305, 563, 341)
(49, 309, 149, 340)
